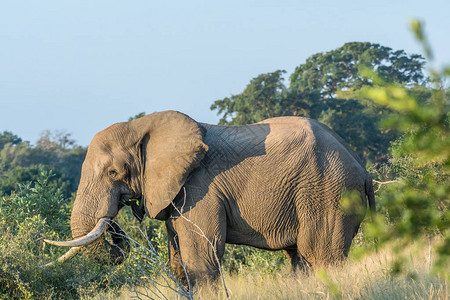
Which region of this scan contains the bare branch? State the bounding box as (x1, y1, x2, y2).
(106, 219, 193, 299)
(170, 188, 231, 299)
(373, 179, 401, 192)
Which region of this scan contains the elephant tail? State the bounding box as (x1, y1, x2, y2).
(365, 177, 376, 214)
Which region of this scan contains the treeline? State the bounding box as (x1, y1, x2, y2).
(0, 130, 86, 198)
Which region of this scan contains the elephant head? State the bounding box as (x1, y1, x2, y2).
(45, 111, 208, 263)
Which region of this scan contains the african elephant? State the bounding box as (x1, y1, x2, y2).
(45, 110, 375, 283)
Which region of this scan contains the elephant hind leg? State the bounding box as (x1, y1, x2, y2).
(297, 213, 354, 267)
(283, 248, 311, 275)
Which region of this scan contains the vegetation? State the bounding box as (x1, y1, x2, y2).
(0, 130, 86, 198)
(0, 20, 448, 299)
(115, 238, 447, 299)
(0, 171, 123, 299)
(359, 20, 449, 278)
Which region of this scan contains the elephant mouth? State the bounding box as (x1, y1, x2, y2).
(44, 218, 129, 266)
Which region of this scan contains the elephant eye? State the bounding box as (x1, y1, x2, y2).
(108, 169, 118, 178)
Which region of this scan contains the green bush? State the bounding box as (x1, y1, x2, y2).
(0, 171, 126, 299)
(222, 244, 287, 275)
(355, 20, 449, 279)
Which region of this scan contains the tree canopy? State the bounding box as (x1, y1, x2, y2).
(289, 42, 425, 100)
(210, 70, 286, 125)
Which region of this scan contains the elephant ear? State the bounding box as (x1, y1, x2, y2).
(130, 111, 208, 220)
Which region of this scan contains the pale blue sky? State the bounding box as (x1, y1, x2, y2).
(1, 1, 449, 146)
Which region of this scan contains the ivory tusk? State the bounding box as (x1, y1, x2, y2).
(44, 217, 110, 247)
(43, 246, 81, 267)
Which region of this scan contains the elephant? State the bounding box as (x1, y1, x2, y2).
(45, 110, 375, 284)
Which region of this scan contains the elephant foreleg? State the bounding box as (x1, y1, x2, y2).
(169, 209, 227, 285)
(166, 222, 188, 286)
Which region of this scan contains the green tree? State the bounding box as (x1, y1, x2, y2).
(0, 131, 22, 149)
(211, 70, 286, 125)
(289, 42, 425, 101)
(0, 131, 86, 197)
(128, 112, 146, 122)
(36, 130, 75, 150)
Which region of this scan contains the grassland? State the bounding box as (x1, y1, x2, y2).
(88, 238, 448, 300)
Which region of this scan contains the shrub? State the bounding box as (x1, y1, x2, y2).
(0, 171, 125, 299)
(356, 20, 449, 279)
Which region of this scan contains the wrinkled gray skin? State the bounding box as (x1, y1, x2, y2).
(71, 111, 375, 283)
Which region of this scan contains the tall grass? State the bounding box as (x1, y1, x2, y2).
(111, 237, 448, 300)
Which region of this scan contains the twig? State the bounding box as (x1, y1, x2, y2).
(373, 179, 401, 192)
(106, 219, 193, 299)
(170, 187, 231, 299)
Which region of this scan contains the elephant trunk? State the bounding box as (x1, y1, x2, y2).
(70, 208, 129, 264)
(44, 201, 130, 265)
(68, 187, 129, 263)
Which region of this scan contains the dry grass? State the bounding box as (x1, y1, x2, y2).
(91, 238, 448, 300)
